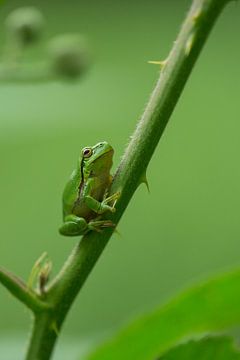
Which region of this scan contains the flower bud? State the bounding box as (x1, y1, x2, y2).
(5, 7, 44, 46)
(49, 34, 89, 79)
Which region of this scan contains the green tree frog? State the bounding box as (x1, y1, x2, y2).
(59, 141, 120, 236)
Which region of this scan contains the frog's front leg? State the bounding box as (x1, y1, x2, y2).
(85, 191, 120, 215)
(59, 214, 89, 236)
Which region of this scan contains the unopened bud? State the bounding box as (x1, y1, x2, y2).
(49, 34, 89, 79)
(39, 260, 52, 294)
(5, 7, 44, 46)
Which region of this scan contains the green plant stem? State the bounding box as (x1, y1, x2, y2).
(26, 313, 57, 360)
(22, 0, 232, 358)
(0, 267, 49, 313)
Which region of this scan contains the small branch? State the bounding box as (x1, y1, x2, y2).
(0, 267, 51, 313)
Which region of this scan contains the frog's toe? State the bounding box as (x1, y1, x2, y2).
(88, 220, 115, 233)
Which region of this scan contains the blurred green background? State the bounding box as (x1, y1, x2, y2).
(0, 0, 240, 358)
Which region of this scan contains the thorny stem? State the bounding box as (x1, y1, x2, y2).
(0, 0, 233, 359)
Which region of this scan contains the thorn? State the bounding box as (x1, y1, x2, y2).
(113, 227, 122, 237)
(140, 172, 150, 193)
(148, 59, 167, 69)
(192, 8, 202, 23)
(185, 33, 195, 56)
(50, 320, 59, 336)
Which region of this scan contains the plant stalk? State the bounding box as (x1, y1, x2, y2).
(25, 0, 232, 358)
(26, 312, 58, 360)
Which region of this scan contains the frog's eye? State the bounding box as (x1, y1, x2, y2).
(82, 147, 92, 158)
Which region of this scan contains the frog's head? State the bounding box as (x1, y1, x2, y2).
(80, 141, 114, 175)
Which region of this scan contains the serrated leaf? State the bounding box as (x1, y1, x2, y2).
(159, 336, 240, 360)
(86, 269, 240, 360)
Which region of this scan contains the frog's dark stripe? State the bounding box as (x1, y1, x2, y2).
(78, 157, 85, 199)
(72, 158, 85, 212)
(80, 157, 84, 187)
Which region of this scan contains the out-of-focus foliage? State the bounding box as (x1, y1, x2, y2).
(159, 337, 240, 360)
(1, 6, 89, 81)
(86, 269, 240, 360)
(48, 34, 88, 79)
(5, 7, 44, 45)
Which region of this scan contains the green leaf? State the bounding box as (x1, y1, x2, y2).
(86, 269, 240, 360)
(159, 336, 240, 360)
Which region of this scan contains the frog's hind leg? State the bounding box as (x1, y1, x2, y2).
(59, 215, 88, 236)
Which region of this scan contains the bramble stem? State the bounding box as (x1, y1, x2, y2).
(26, 313, 57, 360)
(1, 0, 229, 358)
(0, 267, 50, 313)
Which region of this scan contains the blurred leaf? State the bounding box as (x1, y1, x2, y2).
(159, 336, 240, 360)
(86, 269, 240, 360)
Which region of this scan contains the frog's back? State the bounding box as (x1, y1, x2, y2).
(62, 169, 81, 217)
